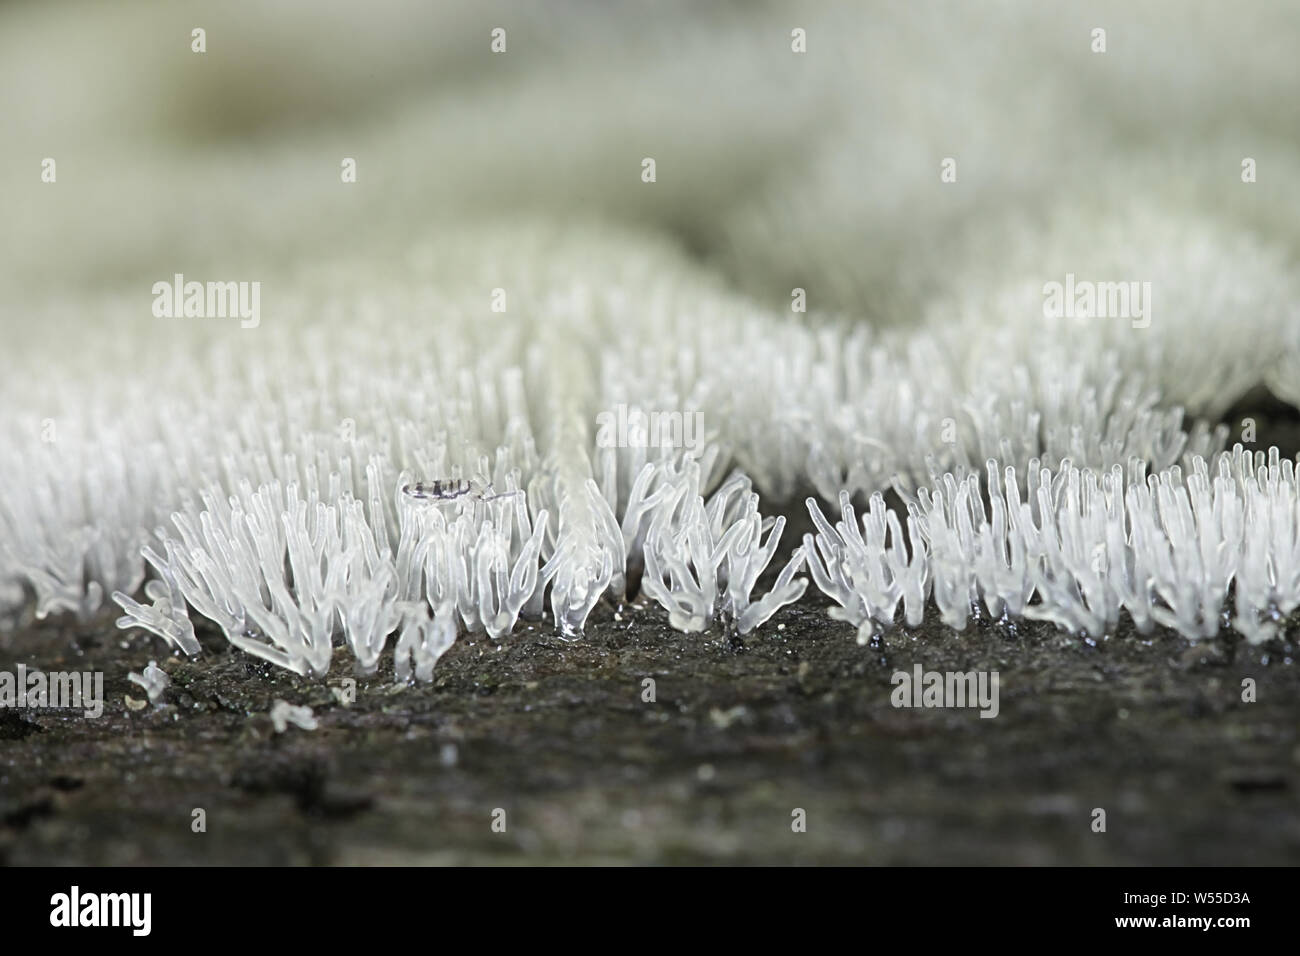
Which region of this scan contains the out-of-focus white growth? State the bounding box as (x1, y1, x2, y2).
(127, 660, 169, 706)
(804, 446, 1300, 645)
(270, 700, 318, 733)
(2, 218, 1295, 665)
(0, 431, 160, 622)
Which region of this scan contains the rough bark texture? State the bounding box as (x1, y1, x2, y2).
(1, 593, 1296, 866)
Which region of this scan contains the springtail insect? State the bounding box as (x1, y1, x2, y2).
(401, 478, 521, 503)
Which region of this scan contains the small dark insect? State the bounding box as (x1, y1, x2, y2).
(401, 478, 520, 503)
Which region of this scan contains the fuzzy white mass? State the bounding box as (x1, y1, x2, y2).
(2, 1, 1298, 678)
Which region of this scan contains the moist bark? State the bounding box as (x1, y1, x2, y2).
(1, 591, 1295, 865)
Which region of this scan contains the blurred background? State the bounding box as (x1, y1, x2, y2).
(5, 0, 1299, 327)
